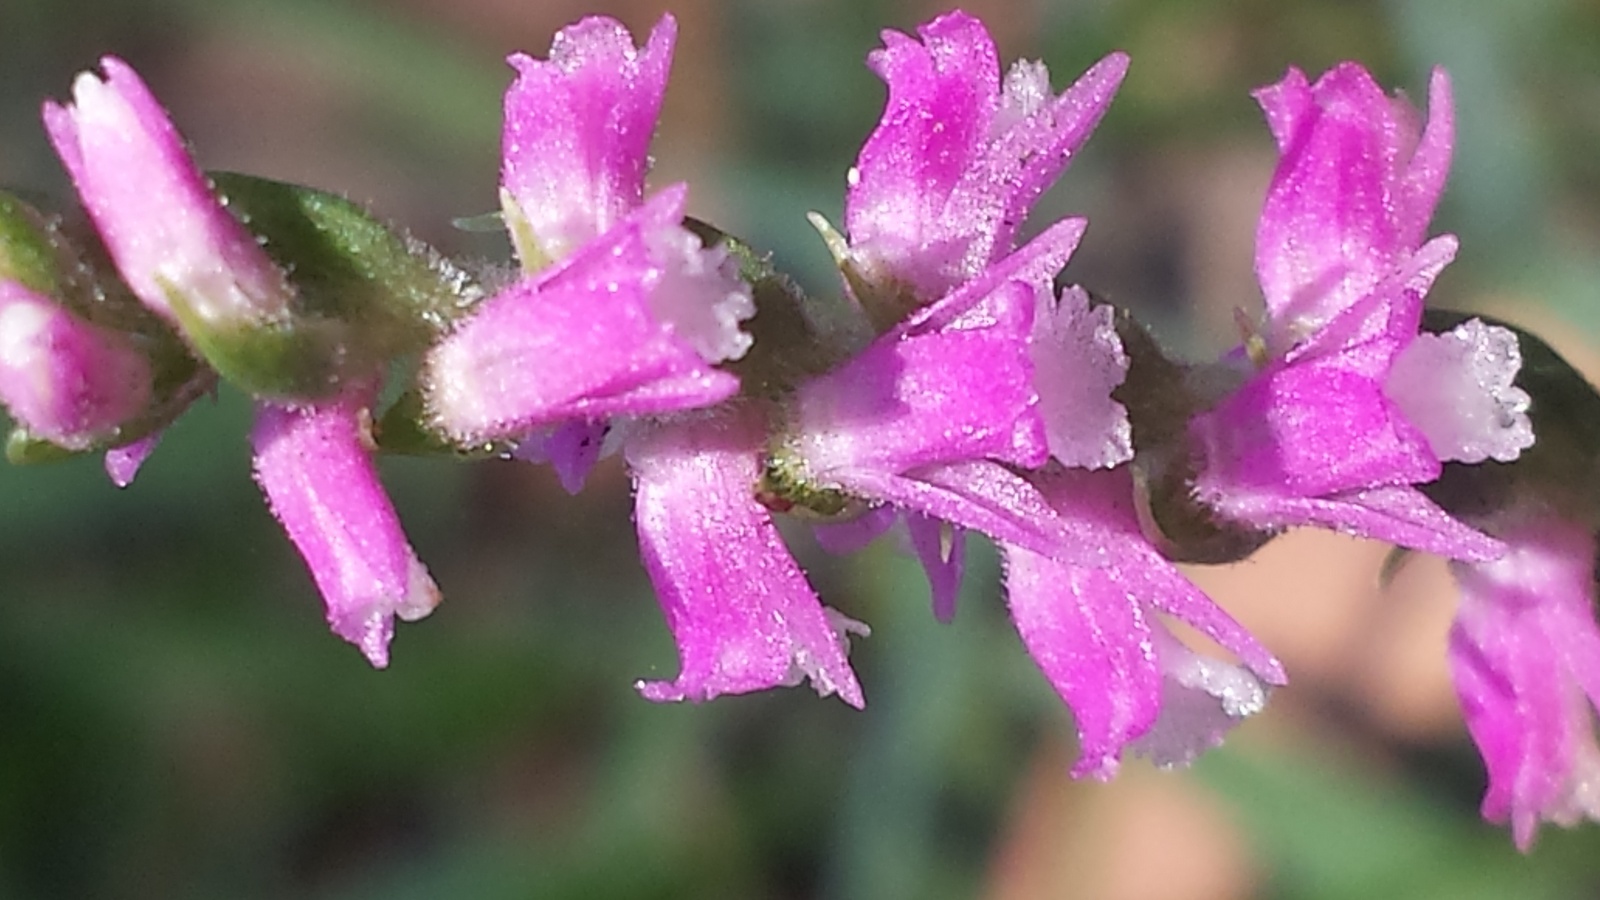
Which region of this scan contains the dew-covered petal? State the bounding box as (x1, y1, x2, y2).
(44, 57, 291, 327)
(1031, 284, 1131, 469)
(791, 279, 1045, 475)
(1386, 317, 1533, 464)
(1192, 356, 1440, 499)
(627, 415, 866, 707)
(845, 10, 1123, 301)
(501, 15, 675, 267)
(1252, 62, 1452, 344)
(1449, 517, 1600, 849)
(424, 189, 744, 443)
(251, 386, 440, 668)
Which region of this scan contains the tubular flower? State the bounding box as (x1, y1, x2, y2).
(423, 187, 748, 443)
(252, 382, 441, 668)
(1003, 467, 1285, 779)
(1190, 63, 1529, 561)
(1447, 514, 1600, 850)
(43, 57, 294, 336)
(424, 15, 752, 483)
(839, 10, 1127, 312)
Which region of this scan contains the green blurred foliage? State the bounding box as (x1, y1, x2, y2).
(2, 0, 1600, 897)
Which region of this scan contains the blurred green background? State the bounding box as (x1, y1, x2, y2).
(5, 0, 1600, 897)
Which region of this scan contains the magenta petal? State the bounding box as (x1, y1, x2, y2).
(1004, 467, 1280, 779)
(0, 280, 152, 450)
(834, 460, 1103, 566)
(44, 57, 290, 327)
(1252, 62, 1452, 344)
(627, 415, 866, 707)
(501, 14, 675, 265)
(1448, 517, 1600, 849)
(252, 387, 440, 668)
(846, 9, 1123, 300)
(1006, 540, 1161, 779)
(424, 190, 740, 442)
(1193, 356, 1439, 499)
(900, 217, 1086, 336)
(907, 513, 965, 623)
(793, 279, 1045, 474)
(1213, 484, 1504, 561)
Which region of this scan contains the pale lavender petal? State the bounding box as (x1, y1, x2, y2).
(501, 14, 675, 266)
(1385, 317, 1532, 464)
(513, 420, 610, 494)
(627, 416, 866, 707)
(43, 57, 291, 327)
(791, 279, 1045, 475)
(252, 385, 440, 668)
(907, 513, 964, 623)
(424, 189, 742, 443)
(1031, 285, 1132, 469)
(1127, 624, 1271, 769)
(105, 434, 161, 487)
(0, 280, 151, 450)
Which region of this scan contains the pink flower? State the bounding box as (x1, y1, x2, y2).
(0, 280, 153, 452)
(842, 11, 1127, 307)
(1004, 467, 1285, 778)
(1448, 514, 1600, 850)
(422, 187, 748, 444)
(252, 382, 440, 668)
(426, 16, 752, 483)
(1190, 64, 1528, 561)
(43, 57, 293, 333)
(627, 410, 867, 706)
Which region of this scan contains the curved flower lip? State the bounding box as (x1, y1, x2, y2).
(42, 56, 292, 329)
(1004, 467, 1284, 780)
(627, 414, 866, 708)
(1253, 63, 1453, 353)
(423, 185, 743, 443)
(252, 384, 439, 669)
(501, 13, 676, 268)
(0, 279, 152, 451)
(845, 8, 1126, 301)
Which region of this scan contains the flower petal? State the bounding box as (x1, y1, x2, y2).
(43, 57, 291, 328)
(252, 385, 440, 668)
(424, 188, 742, 442)
(1385, 317, 1533, 464)
(628, 415, 866, 707)
(501, 14, 675, 267)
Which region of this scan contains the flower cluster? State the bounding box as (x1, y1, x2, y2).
(0, 7, 1594, 849)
